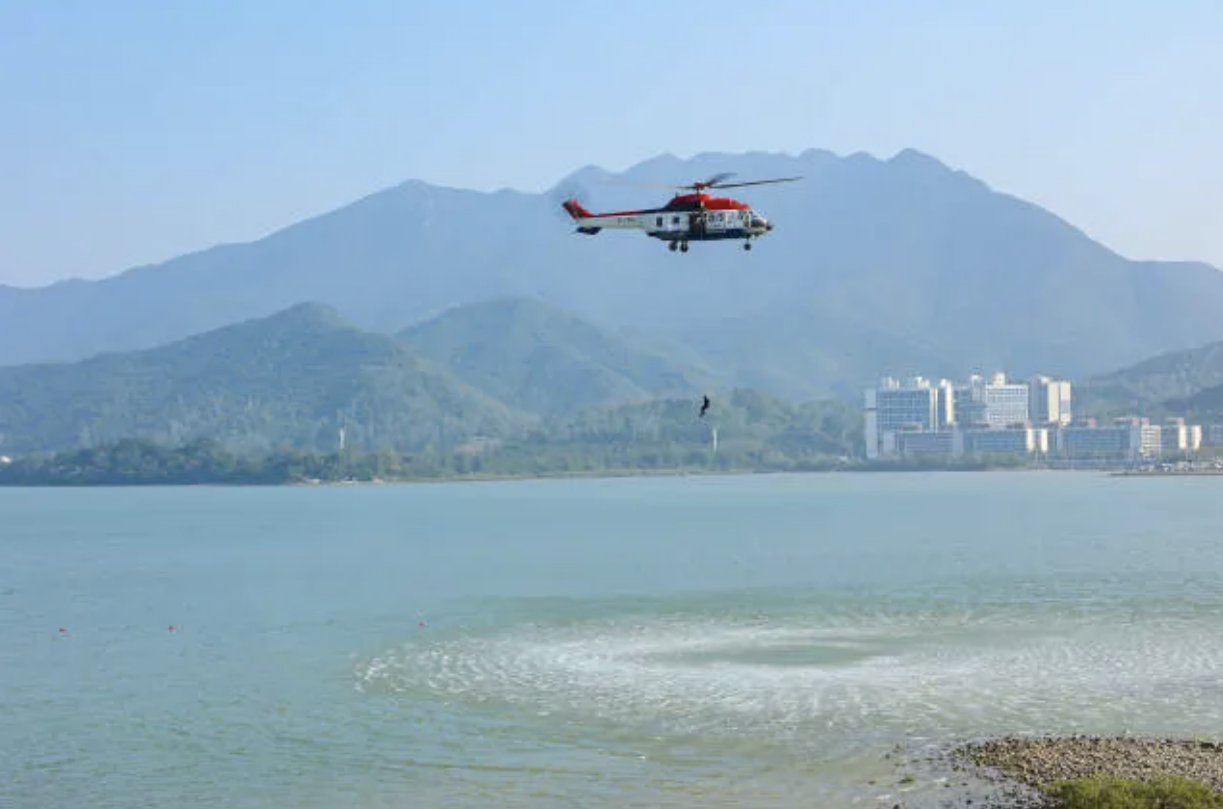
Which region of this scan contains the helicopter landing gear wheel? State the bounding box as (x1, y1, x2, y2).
(668, 241, 678, 252)
(680, 242, 689, 253)
(743, 241, 752, 251)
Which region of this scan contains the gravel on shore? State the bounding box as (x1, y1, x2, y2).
(958, 735, 1223, 793)
(903, 734, 1223, 808)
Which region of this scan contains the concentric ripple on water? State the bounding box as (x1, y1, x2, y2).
(354, 598, 1223, 758)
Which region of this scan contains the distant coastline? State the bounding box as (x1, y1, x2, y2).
(0, 437, 845, 488)
(1111, 468, 1223, 478)
(0, 462, 880, 488)
(0, 454, 1114, 489)
(7, 436, 1205, 488)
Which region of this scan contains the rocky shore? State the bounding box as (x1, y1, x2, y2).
(928, 735, 1223, 808)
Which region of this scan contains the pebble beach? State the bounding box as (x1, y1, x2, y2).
(915, 735, 1223, 808)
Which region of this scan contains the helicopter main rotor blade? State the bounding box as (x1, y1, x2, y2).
(608, 173, 738, 190)
(600, 174, 803, 192)
(604, 180, 691, 190)
(696, 171, 736, 188)
(707, 176, 804, 189)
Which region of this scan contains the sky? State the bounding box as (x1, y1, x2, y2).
(2, 0, 1222, 287)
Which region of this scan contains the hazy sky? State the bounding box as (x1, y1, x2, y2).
(3, 0, 1222, 287)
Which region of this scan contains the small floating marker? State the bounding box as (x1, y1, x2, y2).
(168, 624, 176, 632)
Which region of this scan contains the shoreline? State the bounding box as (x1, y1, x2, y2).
(1111, 469, 1223, 477)
(290, 464, 1085, 487)
(900, 734, 1223, 808)
(0, 464, 1121, 488)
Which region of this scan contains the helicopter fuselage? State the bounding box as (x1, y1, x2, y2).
(561, 192, 773, 252)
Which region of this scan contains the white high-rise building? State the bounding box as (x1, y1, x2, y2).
(1162, 418, 1202, 456)
(963, 372, 1030, 429)
(1029, 375, 1072, 426)
(863, 376, 954, 459)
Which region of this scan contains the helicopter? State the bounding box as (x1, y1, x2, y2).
(560, 172, 802, 253)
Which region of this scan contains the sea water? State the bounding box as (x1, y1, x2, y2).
(4, 471, 1223, 808)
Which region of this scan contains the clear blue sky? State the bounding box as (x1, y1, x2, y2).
(3, 0, 1221, 287)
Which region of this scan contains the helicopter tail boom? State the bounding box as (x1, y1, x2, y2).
(562, 199, 593, 220)
(561, 199, 602, 234)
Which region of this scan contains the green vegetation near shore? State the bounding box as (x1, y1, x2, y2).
(0, 433, 855, 487)
(1043, 775, 1223, 809)
(0, 417, 1058, 487)
(956, 736, 1223, 809)
(0, 372, 881, 485)
(0, 439, 1056, 486)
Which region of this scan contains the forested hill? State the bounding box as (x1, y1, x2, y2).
(0, 298, 865, 467)
(1075, 339, 1223, 419)
(0, 386, 865, 486)
(395, 296, 716, 415)
(0, 302, 526, 456)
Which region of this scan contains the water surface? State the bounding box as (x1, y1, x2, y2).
(4, 471, 1223, 808)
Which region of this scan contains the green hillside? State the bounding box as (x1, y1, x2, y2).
(0, 292, 878, 482)
(0, 303, 527, 455)
(0, 387, 865, 486)
(397, 296, 717, 414)
(481, 387, 863, 475)
(1157, 383, 1223, 423)
(1076, 340, 1223, 418)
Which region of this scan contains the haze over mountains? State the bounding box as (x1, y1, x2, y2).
(0, 300, 863, 457)
(4, 287, 1223, 459)
(4, 147, 1223, 417)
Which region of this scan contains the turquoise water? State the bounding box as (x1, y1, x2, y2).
(4, 471, 1223, 808)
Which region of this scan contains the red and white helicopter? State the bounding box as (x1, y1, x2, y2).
(561, 172, 802, 253)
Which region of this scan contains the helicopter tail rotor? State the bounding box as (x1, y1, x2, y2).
(547, 176, 594, 229)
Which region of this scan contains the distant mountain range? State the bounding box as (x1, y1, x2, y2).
(5, 147, 1223, 403)
(4, 290, 1223, 458)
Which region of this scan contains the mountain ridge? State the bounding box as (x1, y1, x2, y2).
(8, 146, 1213, 291)
(3, 147, 1221, 397)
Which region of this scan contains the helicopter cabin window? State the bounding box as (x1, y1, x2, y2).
(656, 216, 663, 227)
